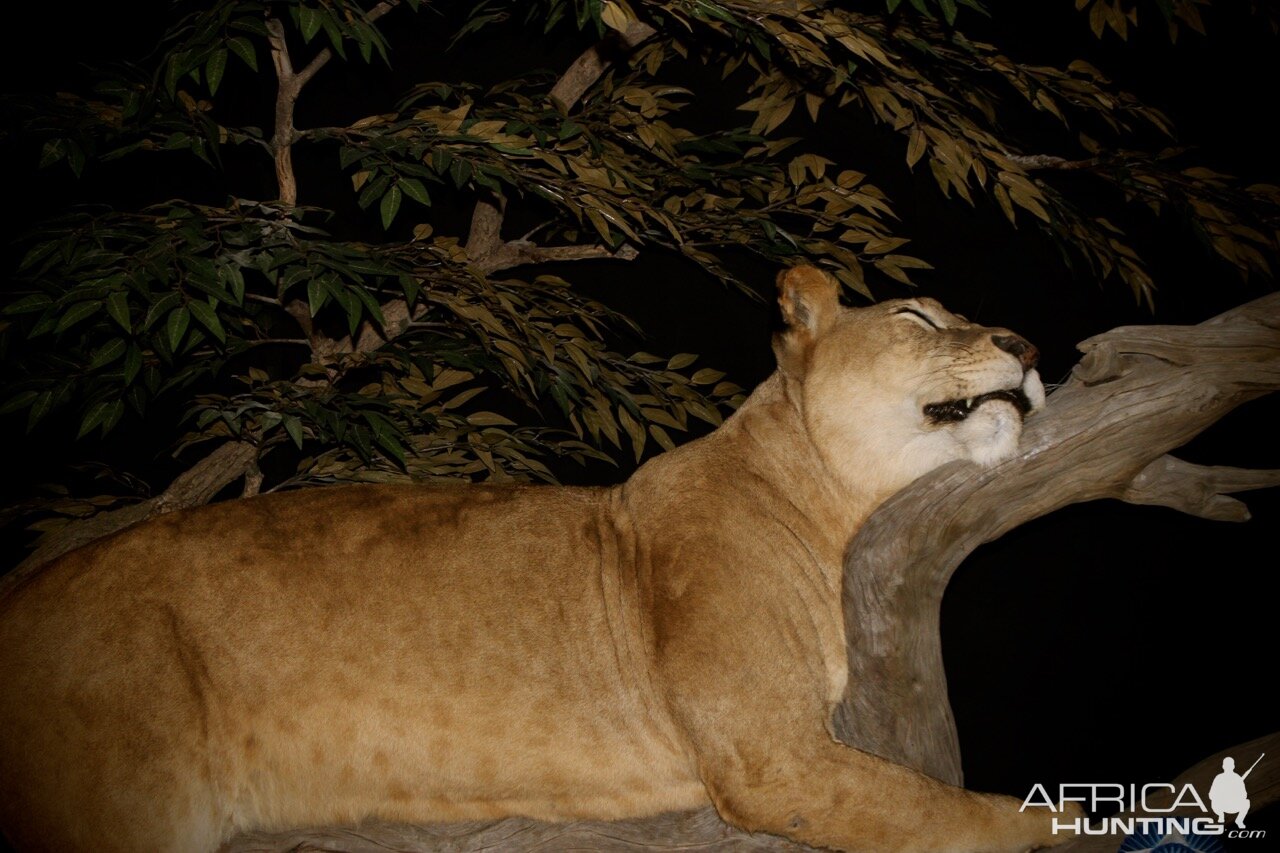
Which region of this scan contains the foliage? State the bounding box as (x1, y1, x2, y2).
(1, 0, 1276, 544)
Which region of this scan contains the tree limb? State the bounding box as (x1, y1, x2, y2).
(472, 239, 640, 275)
(464, 194, 507, 258)
(350, 196, 640, 353)
(2, 441, 259, 593)
(265, 2, 400, 206)
(460, 193, 640, 275)
(1120, 456, 1280, 521)
(1006, 153, 1101, 171)
(833, 292, 1280, 784)
(224, 806, 800, 853)
(549, 20, 658, 112)
(265, 18, 302, 207)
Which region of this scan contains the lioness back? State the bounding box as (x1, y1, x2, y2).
(0, 484, 702, 851)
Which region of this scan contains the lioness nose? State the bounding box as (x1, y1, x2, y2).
(992, 334, 1039, 370)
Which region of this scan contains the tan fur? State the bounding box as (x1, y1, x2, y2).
(0, 267, 1072, 852)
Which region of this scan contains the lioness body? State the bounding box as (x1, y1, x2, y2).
(0, 269, 1067, 852)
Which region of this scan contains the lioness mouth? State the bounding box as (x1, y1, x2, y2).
(923, 388, 1032, 424)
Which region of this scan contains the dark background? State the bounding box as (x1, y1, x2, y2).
(1, 0, 1276, 839)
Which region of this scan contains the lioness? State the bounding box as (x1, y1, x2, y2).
(0, 266, 1067, 852)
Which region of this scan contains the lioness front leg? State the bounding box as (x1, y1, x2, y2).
(651, 581, 1073, 852)
(686, 721, 1071, 853)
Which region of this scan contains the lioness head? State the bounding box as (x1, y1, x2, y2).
(774, 266, 1046, 497)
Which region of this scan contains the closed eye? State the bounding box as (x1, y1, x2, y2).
(893, 306, 940, 330)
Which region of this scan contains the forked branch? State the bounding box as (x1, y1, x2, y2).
(4, 440, 260, 590)
(834, 292, 1280, 784)
(265, 2, 400, 205)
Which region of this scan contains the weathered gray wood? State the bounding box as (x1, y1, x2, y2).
(219, 293, 1279, 851)
(223, 806, 803, 852)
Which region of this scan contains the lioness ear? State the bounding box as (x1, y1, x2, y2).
(777, 266, 839, 334)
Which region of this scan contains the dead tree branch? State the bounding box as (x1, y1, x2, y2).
(832, 292, 1280, 785)
(550, 20, 658, 112)
(224, 806, 800, 853)
(266, 2, 399, 206)
(220, 296, 1278, 851)
(3, 441, 259, 591)
(1007, 153, 1101, 171)
(461, 193, 640, 274)
(1121, 456, 1280, 521)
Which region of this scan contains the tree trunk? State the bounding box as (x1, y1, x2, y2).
(219, 295, 1279, 851)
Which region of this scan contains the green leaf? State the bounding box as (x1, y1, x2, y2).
(164, 55, 182, 98)
(357, 174, 390, 209)
(324, 280, 363, 335)
(338, 146, 364, 169)
(38, 140, 65, 169)
(399, 178, 431, 206)
(283, 415, 304, 449)
(17, 241, 59, 272)
(125, 384, 148, 416)
(400, 274, 421, 304)
(225, 265, 246, 306)
(351, 286, 386, 329)
(102, 399, 125, 435)
(380, 185, 402, 229)
(188, 301, 225, 342)
(299, 6, 322, 42)
(28, 311, 58, 338)
(206, 49, 228, 95)
(88, 338, 127, 371)
(166, 306, 191, 351)
(354, 23, 375, 63)
(321, 14, 346, 57)
(54, 300, 103, 334)
(77, 401, 110, 439)
(3, 294, 53, 315)
(227, 36, 258, 71)
(26, 391, 54, 432)
(376, 430, 407, 467)
(123, 344, 143, 385)
(937, 0, 958, 24)
(0, 390, 38, 415)
(106, 291, 132, 331)
(307, 278, 326, 316)
(143, 292, 182, 331)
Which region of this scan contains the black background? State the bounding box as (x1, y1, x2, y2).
(1, 0, 1276, 839)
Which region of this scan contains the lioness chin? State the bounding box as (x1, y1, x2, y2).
(0, 266, 1071, 853)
